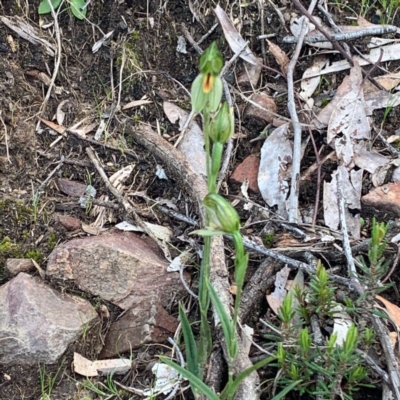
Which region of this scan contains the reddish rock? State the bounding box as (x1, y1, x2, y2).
(230, 155, 260, 193)
(5, 258, 34, 275)
(362, 181, 400, 215)
(47, 231, 187, 356)
(56, 214, 81, 231)
(46, 231, 186, 310)
(57, 178, 86, 197)
(244, 92, 277, 125)
(101, 297, 179, 357)
(0, 273, 98, 365)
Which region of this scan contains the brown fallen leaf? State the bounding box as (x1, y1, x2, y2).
(122, 99, 152, 110)
(266, 40, 289, 75)
(376, 294, 400, 327)
(214, 4, 258, 65)
(38, 117, 66, 135)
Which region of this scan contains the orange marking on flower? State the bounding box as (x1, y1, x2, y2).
(203, 73, 214, 93)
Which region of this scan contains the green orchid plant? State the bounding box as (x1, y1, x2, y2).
(160, 42, 295, 400)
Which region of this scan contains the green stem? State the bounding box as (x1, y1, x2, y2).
(204, 111, 212, 192)
(210, 142, 223, 193)
(232, 232, 247, 329)
(197, 112, 214, 375)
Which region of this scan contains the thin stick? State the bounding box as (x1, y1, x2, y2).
(291, 0, 385, 91)
(258, 0, 267, 64)
(197, 23, 218, 45)
(37, 158, 64, 190)
(336, 169, 358, 278)
(307, 126, 321, 227)
(86, 147, 171, 260)
(287, 0, 319, 222)
(283, 26, 397, 43)
(0, 113, 10, 163)
(116, 46, 126, 110)
(36, 0, 62, 130)
(381, 243, 400, 284)
(181, 23, 203, 54)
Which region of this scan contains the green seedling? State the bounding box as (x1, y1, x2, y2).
(38, 0, 87, 20)
(39, 358, 65, 399)
(355, 217, 390, 285)
(31, 181, 43, 223)
(308, 261, 338, 321)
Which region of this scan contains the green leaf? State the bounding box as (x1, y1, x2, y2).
(179, 304, 198, 377)
(198, 310, 212, 377)
(70, 0, 87, 19)
(270, 380, 302, 400)
(38, 0, 61, 14)
(190, 229, 226, 237)
(208, 282, 237, 361)
(371, 310, 389, 319)
(221, 355, 276, 399)
(159, 357, 220, 400)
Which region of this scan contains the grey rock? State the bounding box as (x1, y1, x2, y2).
(5, 258, 34, 275)
(0, 273, 98, 365)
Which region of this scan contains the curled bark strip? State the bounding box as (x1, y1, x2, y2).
(125, 122, 260, 400)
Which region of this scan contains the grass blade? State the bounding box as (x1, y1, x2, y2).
(271, 380, 302, 400)
(208, 281, 237, 360)
(220, 355, 276, 399)
(159, 357, 220, 400)
(179, 304, 198, 377)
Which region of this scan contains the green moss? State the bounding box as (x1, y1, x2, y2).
(263, 233, 275, 248)
(26, 249, 43, 263)
(0, 237, 20, 254)
(116, 33, 143, 87)
(48, 233, 57, 251)
(320, 98, 330, 108)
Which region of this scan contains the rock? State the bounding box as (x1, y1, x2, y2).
(46, 231, 186, 310)
(56, 214, 81, 231)
(5, 258, 34, 275)
(57, 178, 86, 197)
(362, 181, 400, 215)
(230, 155, 260, 193)
(237, 58, 262, 90)
(101, 296, 179, 357)
(0, 273, 98, 365)
(244, 92, 277, 125)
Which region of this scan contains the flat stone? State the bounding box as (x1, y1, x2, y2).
(57, 178, 86, 197)
(362, 181, 400, 215)
(5, 258, 34, 275)
(56, 214, 81, 231)
(46, 231, 186, 310)
(230, 155, 260, 193)
(244, 92, 277, 125)
(0, 273, 98, 365)
(101, 295, 179, 357)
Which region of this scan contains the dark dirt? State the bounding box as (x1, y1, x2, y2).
(2, 0, 400, 399)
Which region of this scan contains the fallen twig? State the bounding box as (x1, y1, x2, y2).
(287, 0, 318, 222)
(291, 0, 385, 91)
(86, 146, 171, 261)
(283, 26, 397, 43)
(36, 0, 62, 130)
